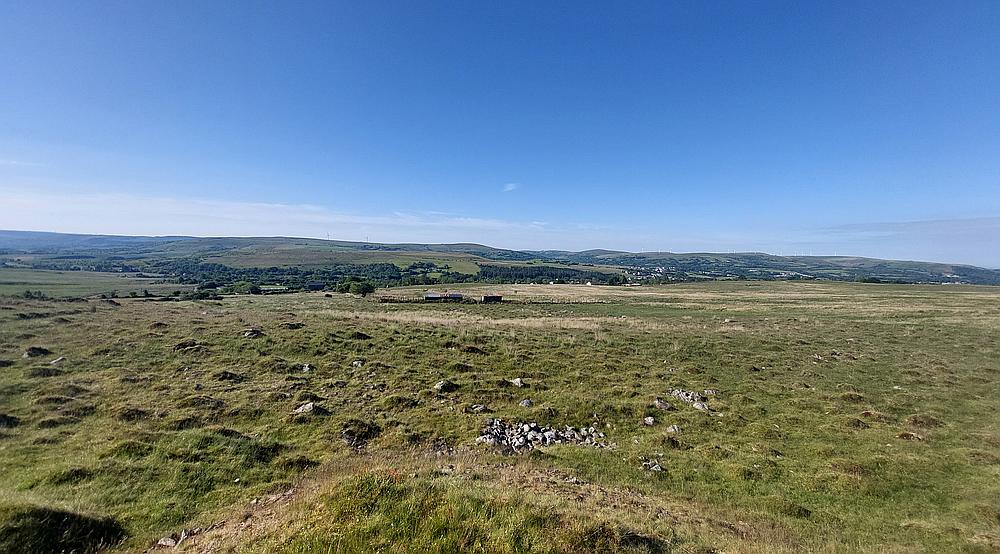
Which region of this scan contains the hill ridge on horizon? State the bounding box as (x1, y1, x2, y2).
(0, 228, 993, 271)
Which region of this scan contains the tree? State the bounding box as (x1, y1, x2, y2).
(348, 281, 375, 296)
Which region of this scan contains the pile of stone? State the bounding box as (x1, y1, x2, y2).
(640, 457, 664, 472)
(476, 418, 610, 453)
(668, 388, 712, 412)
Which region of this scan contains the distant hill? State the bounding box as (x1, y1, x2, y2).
(1, 229, 998, 285)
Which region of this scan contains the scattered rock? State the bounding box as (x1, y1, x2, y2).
(641, 457, 663, 471)
(49, 356, 66, 365)
(642, 416, 655, 426)
(465, 404, 489, 414)
(669, 388, 705, 404)
(653, 398, 674, 412)
(243, 328, 265, 339)
(897, 431, 924, 441)
(509, 377, 526, 388)
(703, 389, 718, 396)
(692, 402, 710, 412)
(292, 402, 329, 416)
(433, 379, 458, 393)
(519, 399, 534, 407)
(301, 363, 312, 373)
(351, 360, 365, 368)
(476, 419, 610, 453)
(666, 424, 681, 433)
(157, 536, 177, 547)
(22, 346, 51, 358)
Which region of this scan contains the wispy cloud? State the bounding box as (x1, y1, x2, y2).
(0, 159, 40, 167)
(782, 217, 1000, 266)
(0, 190, 588, 249)
(501, 182, 519, 193)
(825, 216, 1000, 237)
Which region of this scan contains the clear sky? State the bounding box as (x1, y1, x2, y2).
(1, 1, 998, 266)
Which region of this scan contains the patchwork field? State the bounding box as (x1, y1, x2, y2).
(0, 268, 193, 298)
(0, 282, 998, 552)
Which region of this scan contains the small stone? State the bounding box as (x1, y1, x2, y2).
(301, 363, 312, 372)
(643, 416, 655, 426)
(157, 537, 177, 547)
(510, 377, 526, 388)
(434, 379, 458, 393)
(692, 402, 710, 412)
(653, 398, 674, 411)
(243, 328, 265, 338)
(666, 424, 681, 433)
(292, 402, 329, 416)
(519, 398, 534, 407)
(352, 360, 364, 368)
(703, 389, 718, 396)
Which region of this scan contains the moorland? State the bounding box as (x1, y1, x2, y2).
(1, 280, 998, 552)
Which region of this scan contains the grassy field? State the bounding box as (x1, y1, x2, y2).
(0, 268, 194, 298)
(0, 281, 998, 552)
(201, 246, 623, 275)
(201, 246, 487, 274)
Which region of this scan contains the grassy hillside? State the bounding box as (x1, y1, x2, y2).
(0, 282, 998, 552)
(2, 230, 999, 286)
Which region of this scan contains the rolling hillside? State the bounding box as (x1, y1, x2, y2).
(1, 230, 998, 286)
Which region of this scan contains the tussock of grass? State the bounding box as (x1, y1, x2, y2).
(0, 505, 126, 553)
(248, 472, 670, 553)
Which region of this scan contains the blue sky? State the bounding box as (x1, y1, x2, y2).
(1, 1, 999, 266)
